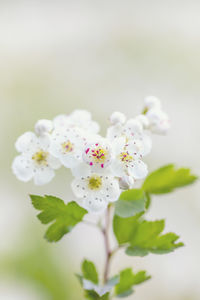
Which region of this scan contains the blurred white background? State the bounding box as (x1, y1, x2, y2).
(0, 1, 199, 299)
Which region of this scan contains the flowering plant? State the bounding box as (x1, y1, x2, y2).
(12, 97, 197, 299)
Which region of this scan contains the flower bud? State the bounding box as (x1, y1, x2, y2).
(35, 119, 53, 136)
(144, 96, 161, 110)
(119, 175, 134, 190)
(109, 112, 126, 125)
(135, 114, 149, 129)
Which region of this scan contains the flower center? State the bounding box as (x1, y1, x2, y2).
(91, 146, 107, 162)
(88, 175, 102, 190)
(120, 151, 133, 163)
(32, 150, 48, 165)
(62, 140, 74, 153)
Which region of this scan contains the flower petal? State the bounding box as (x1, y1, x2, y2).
(71, 177, 89, 198)
(33, 167, 55, 185)
(128, 160, 148, 179)
(15, 132, 37, 153)
(12, 155, 33, 182)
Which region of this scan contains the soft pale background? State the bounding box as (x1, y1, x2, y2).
(0, 1, 199, 299)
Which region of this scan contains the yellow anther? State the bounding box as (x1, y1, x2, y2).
(32, 150, 48, 165)
(88, 175, 102, 190)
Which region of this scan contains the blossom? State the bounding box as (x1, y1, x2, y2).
(146, 107, 170, 135)
(110, 137, 148, 180)
(12, 132, 61, 185)
(144, 96, 161, 110)
(109, 111, 126, 125)
(82, 140, 114, 172)
(35, 119, 53, 136)
(49, 126, 88, 168)
(53, 110, 100, 134)
(71, 174, 121, 212)
(107, 118, 152, 157)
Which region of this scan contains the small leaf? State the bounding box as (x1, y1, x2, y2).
(115, 268, 150, 297)
(143, 164, 197, 194)
(30, 195, 87, 242)
(82, 260, 99, 284)
(84, 290, 109, 300)
(113, 215, 184, 256)
(115, 189, 147, 218)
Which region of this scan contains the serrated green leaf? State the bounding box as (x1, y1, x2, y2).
(30, 195, 87, 242)
(82, 260, 99, 284)
(115, 189, 147, 218)
(143, 164, 197, 194)
(113, 214, 141, 245)
(113, 215, 183, 256)
(115, 268, 150, 297)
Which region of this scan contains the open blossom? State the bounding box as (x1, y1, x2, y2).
(71, 174, 120, 212)
(83, 140, 114, 171)
(53, 110, 100, 134)
(12, 132, 61, 185)
(110, 137, 148, 180)
(49, 127, 89, 168)
(107, 118, 152, 156)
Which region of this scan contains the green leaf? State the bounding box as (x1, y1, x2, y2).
(115, 189, 147, 218)
(30, 195, 87, 242)
(113, 215, 184, 256)
(84, 290, 109, 300)
(143, 164, 197, 194)
(115, 268, 151, 297)
(82, 260, 99, 284)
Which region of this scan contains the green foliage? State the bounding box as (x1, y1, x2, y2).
(82, 260, 99, 284)
(113, 215, 183, 256)
(30, 195, 87, 242)
(143, 164, 197, 194)
(115, 189, 147, 218)
(115, 268, 151, 297)
(84, 290, 109, 300)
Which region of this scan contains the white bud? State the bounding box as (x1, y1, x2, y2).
(146, 108, 170, 135)
(135, 114, 150, 129)
(35, 119, 53, 136)
(109, 112, 126, 125)
(119, 175, 134, 190)
(144, 96, 161, 109)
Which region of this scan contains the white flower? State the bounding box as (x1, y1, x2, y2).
(110, 137, 148, 180)
(144, 96, 161, 109)
(109, 111, 126, 125)
(49, 127, 88, 168)
(82, 140, 114, 171)
(146, 107, 170, 135)
(54, 110, 100, 134)
(107, 118, 152, 156)
(71, 174, 121, 212)
(135, 114, 149, 129)
(12, 132, 61, 185)
(35, 119, 53, 136)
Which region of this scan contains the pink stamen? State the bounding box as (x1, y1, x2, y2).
(101, 164, 104, 168)
(85, 148, 90, 154)
(90, 162, 93, 166)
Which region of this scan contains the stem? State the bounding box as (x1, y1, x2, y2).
(103, 204, 112, 284)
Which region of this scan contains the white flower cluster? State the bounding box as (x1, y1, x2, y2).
(12, 97, 170, 212)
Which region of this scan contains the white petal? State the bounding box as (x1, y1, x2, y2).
(15, 132, 37, 153)
(60, 153, 80, 168)
(119, 175, 134, 190)
(140, 134, 152, 156)
(47, 154, 61, 169)
(81, 195, 108, 213)
(12, 155, 33, 182)
(71, 162, 91, 178)
(71, 177, 89, 198)
(101, 177, 121, 202)
(128, 160, 148, 179)
(112, 137, 126, 154)
(144, 96, 161, 109)
(106, 124, 123, 140)
(33, 167, 55, 185)
(70, 110, 91, 122)
(110, 160, 124, 177)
